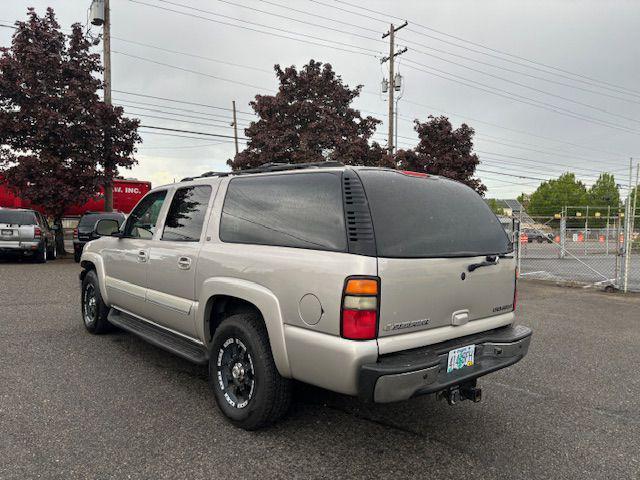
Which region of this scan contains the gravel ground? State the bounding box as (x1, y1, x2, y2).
(1, 258, 639, 479)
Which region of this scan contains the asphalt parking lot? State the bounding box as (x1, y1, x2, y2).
(1, 259, 639, 479)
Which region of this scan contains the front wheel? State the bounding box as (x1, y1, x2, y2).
(209, 312, 292, 430)
(81, 270, 112, 334)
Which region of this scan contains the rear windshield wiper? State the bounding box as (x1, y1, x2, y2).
(468, 255, 499, 272)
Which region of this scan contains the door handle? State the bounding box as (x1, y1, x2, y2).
(177, 256, 192, 270)
(137, 250, 147, 263)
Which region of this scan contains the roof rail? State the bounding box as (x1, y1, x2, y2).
(234, 161, 344, 175)
(180, 171, 229, 182)
(180, 161, 345, 182)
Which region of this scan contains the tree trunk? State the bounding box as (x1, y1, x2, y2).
(54, 217, 66, 254)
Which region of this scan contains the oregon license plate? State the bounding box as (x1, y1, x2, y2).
(447, 345, 475, 373)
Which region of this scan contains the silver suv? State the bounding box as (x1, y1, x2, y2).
(79, 162, 532, 430)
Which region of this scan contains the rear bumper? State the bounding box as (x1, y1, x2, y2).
(359, 325, 532, 403)
(0, 241, 42, 253)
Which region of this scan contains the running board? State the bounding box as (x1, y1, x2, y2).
(108, 309, 208, 365)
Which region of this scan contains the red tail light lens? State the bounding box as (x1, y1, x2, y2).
(341, 276, 379, 340)
(342, 309, 377, 340)
(34, 227, 42, 239)
(73, 227, 78, 239)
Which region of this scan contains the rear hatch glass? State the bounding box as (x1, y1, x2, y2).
(359, 170, 511, 258)
(358, 170, 515, 340)
(0, 210, 37, 225)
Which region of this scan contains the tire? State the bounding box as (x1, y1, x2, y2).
(47, 241, 57, 260)
(81, 270, 112, 334)
(35, 243, 47, 263)
(536, 237, 544, 243)
(209, 312, 292, 430)
(74, 251, 81, 263)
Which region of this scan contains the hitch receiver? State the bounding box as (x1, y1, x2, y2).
(440, 381, 482, 405)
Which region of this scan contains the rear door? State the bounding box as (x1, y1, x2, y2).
(357, 170, 515, 340)
(145, 184, 215, 337)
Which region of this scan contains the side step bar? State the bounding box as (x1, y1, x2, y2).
(108, 309, 208, 365)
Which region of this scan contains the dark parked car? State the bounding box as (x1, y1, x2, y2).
(73, 211, 125, 262)
(0, 208, 57, 262)
(523, 228, 554, 243)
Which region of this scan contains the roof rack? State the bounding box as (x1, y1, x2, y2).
(180, 161, 344, 182)
(235, 161, 344, 175)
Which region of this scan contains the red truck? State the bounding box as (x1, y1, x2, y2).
(0, 178, 151, 216)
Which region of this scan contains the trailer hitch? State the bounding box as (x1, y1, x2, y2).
(439, 381, 482, 405)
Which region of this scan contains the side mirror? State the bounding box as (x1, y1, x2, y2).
(94, 218, 121, 237)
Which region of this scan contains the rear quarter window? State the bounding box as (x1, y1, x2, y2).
(359, 170, 511, 258)
(219, 172, 347, 252)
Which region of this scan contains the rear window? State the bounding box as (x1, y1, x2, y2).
(78, 213, 124, 228)
(219, 172, 347, 252)
(0, 210, 37, 225)
(359, 170, 512, 258)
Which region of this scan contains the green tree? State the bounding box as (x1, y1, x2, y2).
(588, 173, 620, 227)
(527, 173, 588, 217)
(486, 198, 504, 215)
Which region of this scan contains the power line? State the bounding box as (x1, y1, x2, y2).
(402, 60, 640, 135)
(328, 0, 640, 98)
(111, 36, 274, 74)
(113, 98, 248, 122)
(395, 36, 640, 106)
(129, 0, 381, 57)
(112, 50, 271, 92)
(139, 124, 247, 139)
(113, 90, 256, 116)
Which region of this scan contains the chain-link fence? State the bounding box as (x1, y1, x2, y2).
(514, 206, 640, 292)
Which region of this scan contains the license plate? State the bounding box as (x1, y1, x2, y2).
(447, 345, 475, 373)
(1, 229, 12, 236)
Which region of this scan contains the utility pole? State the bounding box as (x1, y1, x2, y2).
(623, 157, 633, 292)
(103, 0, 113, 212)
(381, 21, 407, 156)
(232, 100, 239, 156)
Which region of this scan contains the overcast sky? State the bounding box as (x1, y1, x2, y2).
(2, 0, 639, 198)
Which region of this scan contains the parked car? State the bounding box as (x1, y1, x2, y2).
(523, 228, 554, 243)
(79, 163, 532, 430)
(73, 211, 126, 262)
(0, 208, 57, 262)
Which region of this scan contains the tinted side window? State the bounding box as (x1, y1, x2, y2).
(124, 190, 167, 239)
(162, 185, 212, 242)
(220, 173, 346, 252)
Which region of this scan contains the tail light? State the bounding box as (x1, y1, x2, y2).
(341, 277, 379, 340)
(73, 227, 78, 239)
(34, 227, 42, 240)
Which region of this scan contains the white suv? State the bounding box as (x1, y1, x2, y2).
(80, 162, 532, 430)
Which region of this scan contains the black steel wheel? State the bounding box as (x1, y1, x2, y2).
(81, 270, 112, 334)
(209, 312, 292, 430)
(216, 337, 256, 409)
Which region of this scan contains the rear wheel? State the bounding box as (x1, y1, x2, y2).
(35, 244, 47, 263)
(209, 312, 292, 430)
(47, 241, 57, 260)
(81, 270, 112, 334)
(74, 250, 81, 263)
